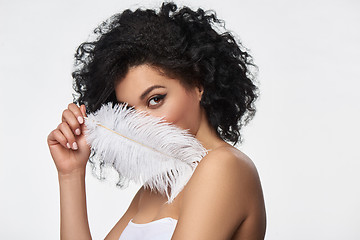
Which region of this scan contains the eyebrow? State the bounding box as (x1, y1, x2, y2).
(140, 85, 166, 100)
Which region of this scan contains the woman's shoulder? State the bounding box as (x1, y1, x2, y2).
(172, 145, 266, 239)
(198, 144, 259, 178)
(194, 145, 264, 208)
(181, 143, 263, 210)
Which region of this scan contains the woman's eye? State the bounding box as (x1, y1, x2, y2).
(148, 94, 166, 107)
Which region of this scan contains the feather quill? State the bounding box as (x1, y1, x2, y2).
(84, 102, 208, 203)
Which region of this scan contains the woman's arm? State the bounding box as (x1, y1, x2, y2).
(47, 103, 92, 239)
(58, 170, 92, 240)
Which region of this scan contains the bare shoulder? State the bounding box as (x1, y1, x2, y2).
(192, 145, 262, 193)
(202, 145, 258, 174)
(172, 146, 266, 240)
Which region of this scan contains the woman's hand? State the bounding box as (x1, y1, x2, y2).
(47, 103, 91, 176)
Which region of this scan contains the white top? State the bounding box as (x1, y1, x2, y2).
(119, 217, 178, 240)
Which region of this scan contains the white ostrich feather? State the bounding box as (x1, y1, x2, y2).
(84, 102, 208, 203)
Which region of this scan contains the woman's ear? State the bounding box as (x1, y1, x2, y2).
(198, 85, 204, 101)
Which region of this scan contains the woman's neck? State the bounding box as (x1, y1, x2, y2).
(195, 108, 231, 151)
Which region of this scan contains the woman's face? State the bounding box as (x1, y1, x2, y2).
(114, 64, 204, 136)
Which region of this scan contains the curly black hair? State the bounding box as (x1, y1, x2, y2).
(72, 2, 259, 146)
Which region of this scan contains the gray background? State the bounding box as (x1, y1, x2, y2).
(1, 0, 359, 239)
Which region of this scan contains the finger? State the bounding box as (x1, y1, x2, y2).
(79, 105, 88, 133)
(69, 103, 85, 125)
(62, 109, 82, 136)
(50, 129, 70, 149)
(80, 104, 87, 117)
(55, 123, 73, 149)
(47, 127, 70, 149)
(58, 122, 78, 150)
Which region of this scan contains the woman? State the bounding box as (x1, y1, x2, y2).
(47, 2, 266, 239)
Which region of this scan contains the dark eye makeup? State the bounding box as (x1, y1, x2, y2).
(147, 94, 167, 107)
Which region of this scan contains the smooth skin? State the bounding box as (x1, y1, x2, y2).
(47, 64, 266, 240)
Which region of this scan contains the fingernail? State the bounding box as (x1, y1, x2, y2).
(78, 116, 84, 124)
(75, 128, 81, 135)
(72, 142, 78, 150)
(66, 143, 71, 149)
